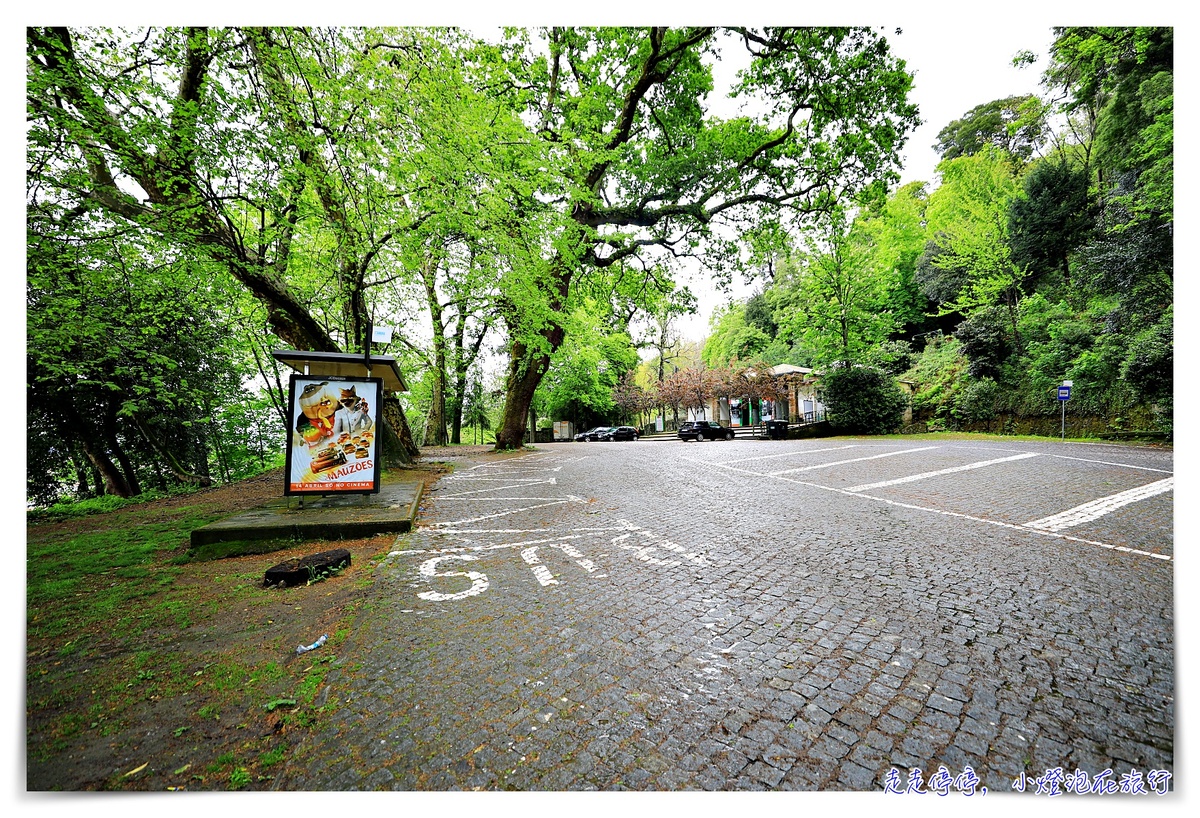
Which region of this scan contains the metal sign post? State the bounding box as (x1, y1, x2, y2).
(1058, 381, 1072, 440)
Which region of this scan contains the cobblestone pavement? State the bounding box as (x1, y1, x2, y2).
(278, 437, 1174, 793)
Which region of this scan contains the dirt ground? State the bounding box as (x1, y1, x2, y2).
(25, 446, 509, 791)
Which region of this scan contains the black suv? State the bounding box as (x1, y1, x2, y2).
(677, 420, 735, 441)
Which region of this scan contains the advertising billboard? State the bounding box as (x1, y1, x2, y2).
(284, 375, 382, 495)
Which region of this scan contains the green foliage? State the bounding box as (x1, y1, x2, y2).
(902, 336, 970, 420)
(1003, 293, 1143, 418)
(856, 181, 932, 335)
(26, 221, 262, 504)
(934, 95, 1049, 164)
(25, 23, 1171, 466)
(802, 26, 1173, 436)
(915, 240, 969, 307)
(953, 378, 1001, 423)
(820, 365, 908, 435)
(954, 307, 1012, 380)
(703, 303, 772, 367)
(1075, 209, 1172, 320)
(489, 25, 920, 446)
(1008, 159, 1093, 286)
(1121, 308, 1172, 405)
(1053, 28, 1173, 219)
(771, 207, 902, 367)
(743, 292, 777, 338)
(861, 340, 915, 376)
(923, 148, 1026, 316)
(536, 305, 638, 427)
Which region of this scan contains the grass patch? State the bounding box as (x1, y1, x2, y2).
(258, 746, 287, 767)
(25, 467, 425, 791)
(203, 661, 249, 692)
(295, 655, 337, 705)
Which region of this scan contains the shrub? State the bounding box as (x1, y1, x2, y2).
(902, 336, 969, 421)
(953, 377, 1001, 423)
(1121, 309, 1172, 404)
(955, 306, 1011, 379)
(821, 365, 908, 435)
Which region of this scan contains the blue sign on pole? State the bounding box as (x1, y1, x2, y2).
(1058, 386, 1072, 401)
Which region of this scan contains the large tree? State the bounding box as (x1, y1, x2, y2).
(535, 304, 638, 431)
(486, 26, 920, 448)
(771, 206, 901, 367)
(1007, 158, 1092, 288)
(26, 26, 429, 462)
(1046, 26, 1172, 223)
(702, 303, 770, 367)
(27, 215, 247, 498)
(922, 147, 1028, 349)
(933, 94, 1049, 165)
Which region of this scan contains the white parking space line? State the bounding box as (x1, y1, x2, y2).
(843, 452, 1040, 492)
(722, 444, 859, 465)
(443, 477, 558, 482)
(438, 479, 558, 497)
(1025, 477, 1175, 532)
(434, 496, 586, 502)
(471, 462, 563, 472)
(769, 446, 938, 476)
(685, 455, 1171, 562)
(429, 498, 585, 528)
(1046, 454, 1173, 474)
(853, 490, 1172, 561)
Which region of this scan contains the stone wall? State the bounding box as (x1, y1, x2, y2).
(901, 405, 1168, 440)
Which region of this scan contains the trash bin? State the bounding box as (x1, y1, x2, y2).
(766, 420, 789, 440)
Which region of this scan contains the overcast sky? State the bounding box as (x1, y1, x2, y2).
(890, 25, 1053, 187)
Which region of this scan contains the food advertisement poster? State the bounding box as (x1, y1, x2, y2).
(284, 376, 382, 495)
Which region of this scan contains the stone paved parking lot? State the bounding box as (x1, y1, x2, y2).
(278, 436, 1174, 794)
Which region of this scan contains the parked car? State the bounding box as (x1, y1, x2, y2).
(677, 420, 735, 441)
(574, 426, 613, 442)
(597, 425, 639, 441)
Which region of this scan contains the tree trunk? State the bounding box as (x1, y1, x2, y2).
(30, 26, 424, 466)
(58, 398, 136, 497)
(494, 339, 554, 450)
(424, 327, 448, 447)
(68, 445, 92, 498)
(378, 394, 418, 466)
(448, 384, 465, 445)
(493, 256, 570, 451)
(102, 407, 142, 496)
(79, 437, 135, 498)
(447, 320, 471, 445)
(425, 377, 447, 447)
(131, 414, 212, 487)
(420, 257, 449, 447)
